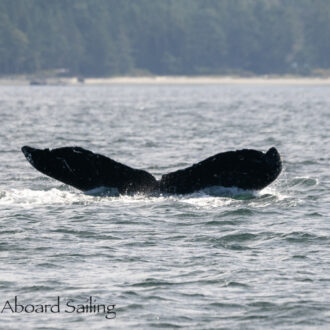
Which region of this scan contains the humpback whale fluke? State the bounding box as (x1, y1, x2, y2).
(22, 146, 282, 195)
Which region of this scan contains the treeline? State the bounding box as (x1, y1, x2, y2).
(0, 0, 330, 76)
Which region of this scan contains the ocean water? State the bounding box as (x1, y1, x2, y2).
(0, 84, 329, 329)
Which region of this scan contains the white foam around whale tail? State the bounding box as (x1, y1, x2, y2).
(84, 186, 120, 196)
(197, 185, 256, 197)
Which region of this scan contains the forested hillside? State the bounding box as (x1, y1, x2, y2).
(0, 0, 329, 76)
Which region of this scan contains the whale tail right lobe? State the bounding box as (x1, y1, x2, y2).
(159, 147, 282, 194)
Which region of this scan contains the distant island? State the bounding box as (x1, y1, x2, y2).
(1, 0, 329, 78)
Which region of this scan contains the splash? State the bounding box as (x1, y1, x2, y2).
(0, 188, 92, 207)
(0, 182, 289, 209)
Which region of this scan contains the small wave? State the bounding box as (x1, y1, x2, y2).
(132, 278, 175, 288)
(243, 183, 293, 208)
(258, 184, 289, 200)
(196, 186, 256, 198)
(282, 231, 328, 243)
(188, 185, 291, 208)
(220, 232, 258, 243)
(224, 281, 250, 288)
(176, 186, 258, 208)
(222, 208, 255, 217)
(289, 177, 319, 188)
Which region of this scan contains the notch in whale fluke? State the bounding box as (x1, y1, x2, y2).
(22, 146, 282, 195)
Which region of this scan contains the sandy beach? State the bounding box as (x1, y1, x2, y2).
(85, 76, 330, 85)
(1, 75, 330, 86)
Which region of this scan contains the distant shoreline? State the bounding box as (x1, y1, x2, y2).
(1, 75, 330, 86)
(85, 76, 330, 85)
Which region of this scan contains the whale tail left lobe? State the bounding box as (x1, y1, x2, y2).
(21, 146, 158, 194)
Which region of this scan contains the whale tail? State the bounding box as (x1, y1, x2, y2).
(22, 146, 282, 195)
(159, 147, 282, 194)
(21, 146, 158, 194)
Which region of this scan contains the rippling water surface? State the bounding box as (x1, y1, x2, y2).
(0, 84, 329, 329)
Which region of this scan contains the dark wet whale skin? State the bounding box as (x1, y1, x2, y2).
(22, 146, 282, 195)
(160, 147, 282, 194)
